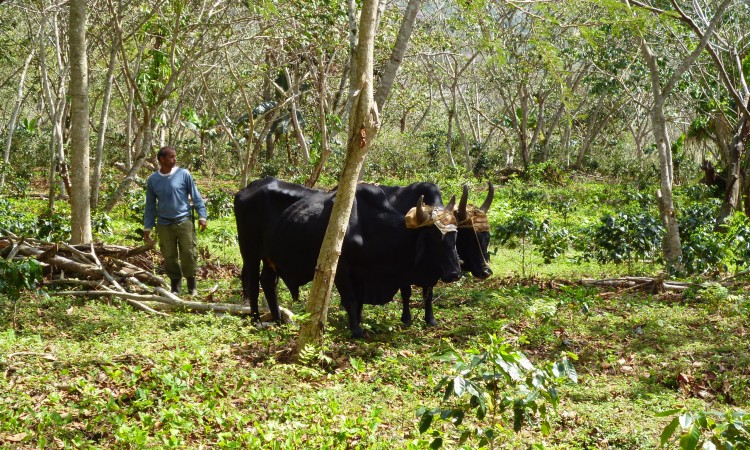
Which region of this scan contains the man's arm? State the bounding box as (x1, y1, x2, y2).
(188, 172, 208, 232)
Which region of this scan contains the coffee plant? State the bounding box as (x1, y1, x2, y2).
(592, 211, 663, 272)
(418, 335, 577, 449)
(659, 408, 750, 449)
(204, 189, 234, 219)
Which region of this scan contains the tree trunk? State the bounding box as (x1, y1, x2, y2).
(2, 52, 34, 187)
(306, 51, 331, 188)
(631, 0, 731, 270)
(91, 34, 118, 210)
(68, 0, 92, 244)
(104, 112, 152, 213)
(518, 86, 530, 169)
(716, 110, 750, 227)
(297, 0, 381, 351)
(651, 102, 682, 268)
(374, 0, 420, 112)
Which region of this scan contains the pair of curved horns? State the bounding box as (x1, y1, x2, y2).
(456, 182, 494, 220)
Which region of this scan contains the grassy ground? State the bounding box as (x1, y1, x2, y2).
(2, 178, 749, 449)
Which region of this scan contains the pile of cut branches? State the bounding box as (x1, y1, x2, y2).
(0, 232, 277, 319)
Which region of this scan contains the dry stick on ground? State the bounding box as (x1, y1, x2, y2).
(581, 276, 698, 293)
(6, 352, 57, 361)
(4, 235, 292, 320)
(87, 242, 167, 317)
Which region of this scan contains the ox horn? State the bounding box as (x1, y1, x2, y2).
(416, 195, 430, 224)
(457, 185, 469, 222)
(479, 182, 494, 213)
(444, 195, 456, 214)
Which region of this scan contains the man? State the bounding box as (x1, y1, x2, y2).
(144, 146, 207, 296)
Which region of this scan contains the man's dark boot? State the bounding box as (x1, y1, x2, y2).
(170, 278, 182, 295)
(187, 277, 197, 296)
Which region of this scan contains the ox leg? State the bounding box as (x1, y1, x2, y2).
(400, 285, 413, 325)
(260, 264, 282, 323)
(335, 274, 365, 338)
(352, 302, 365, 339)
(423, 286, 437, 326)
(241, 259, 262, 323)
(339, 300, 364, 339)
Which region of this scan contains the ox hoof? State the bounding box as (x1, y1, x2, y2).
(400, 315, 413, 325)
(425, 318, 438, 327)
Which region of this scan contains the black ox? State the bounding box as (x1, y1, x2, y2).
(379, 182, 494, 325)
(234, 178, 462, 338)
(234, 177, 320, 324)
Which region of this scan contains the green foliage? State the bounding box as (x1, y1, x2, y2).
(722, 212, 750, 271)
(204, 189, 234, 219)
(418, 335, 577, 448)
(658, 408, 750, 449)
(535, 221, 572, 264)
(0, 257, 42, 302)
(0, 208, 70, 242)
(680, 226, 728, 275)
(92, 212, 114, 238)
(591, 211, 663, 269)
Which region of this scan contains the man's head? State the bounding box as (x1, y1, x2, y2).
(157, 146, 177, 173)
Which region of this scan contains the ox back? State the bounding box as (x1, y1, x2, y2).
(266, 183, 461, 338)
(233, 176, 321, 323)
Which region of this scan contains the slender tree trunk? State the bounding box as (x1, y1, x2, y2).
(631, 0, 731, 269)
(716, 109, 750, 227)
(374, 0, 420, 112)
(69, 0, 92, 244)
(91, 36, 118, 210)
(297, 0, 381, 351)
(518, 86, 530, 169)
(2, 52, 33, 187)
(104, 112, 152, 213)
(306, 51, 330, 188)
(641, 39, 683, 269)
(285, 67, 310, 165)
(38, 12, 69, 210)
(651, 99, 682, 267)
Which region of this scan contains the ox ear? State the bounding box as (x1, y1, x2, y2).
(444, 195, 456, 213)
(457, 185, 469, 222)
(479, 182, 494, 213)
(416, 195, 430, 224)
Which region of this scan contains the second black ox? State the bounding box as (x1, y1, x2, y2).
(379, 182, 494, 325)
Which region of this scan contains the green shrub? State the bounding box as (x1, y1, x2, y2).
(417, 334, 577, 448)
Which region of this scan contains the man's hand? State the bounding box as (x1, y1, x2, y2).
(198, 218, 207, 232)
(144, 229, 154, 242)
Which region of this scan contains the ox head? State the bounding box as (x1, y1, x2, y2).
(454, 182, 494, 279)
(406, 196, 462, 283)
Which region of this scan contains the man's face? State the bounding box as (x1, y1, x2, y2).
(159, 149, 177, 172)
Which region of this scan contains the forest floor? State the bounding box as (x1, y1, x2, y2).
(2, 247, 749, 449)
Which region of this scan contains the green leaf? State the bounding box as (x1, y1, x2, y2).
(418, 411, 434, 434)
(656, 409, 683, 418)
(680, 413, 695, 429)
(679, 424, 701, 450)
(453, 376, 466, 396)
(660, 417, 679, 447)
(563, 357, 578, 383)
(430, 437, 443, 449)
(701, 441, 717, 450)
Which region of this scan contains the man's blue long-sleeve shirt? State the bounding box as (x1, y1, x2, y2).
(144, 167, 207, 230)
